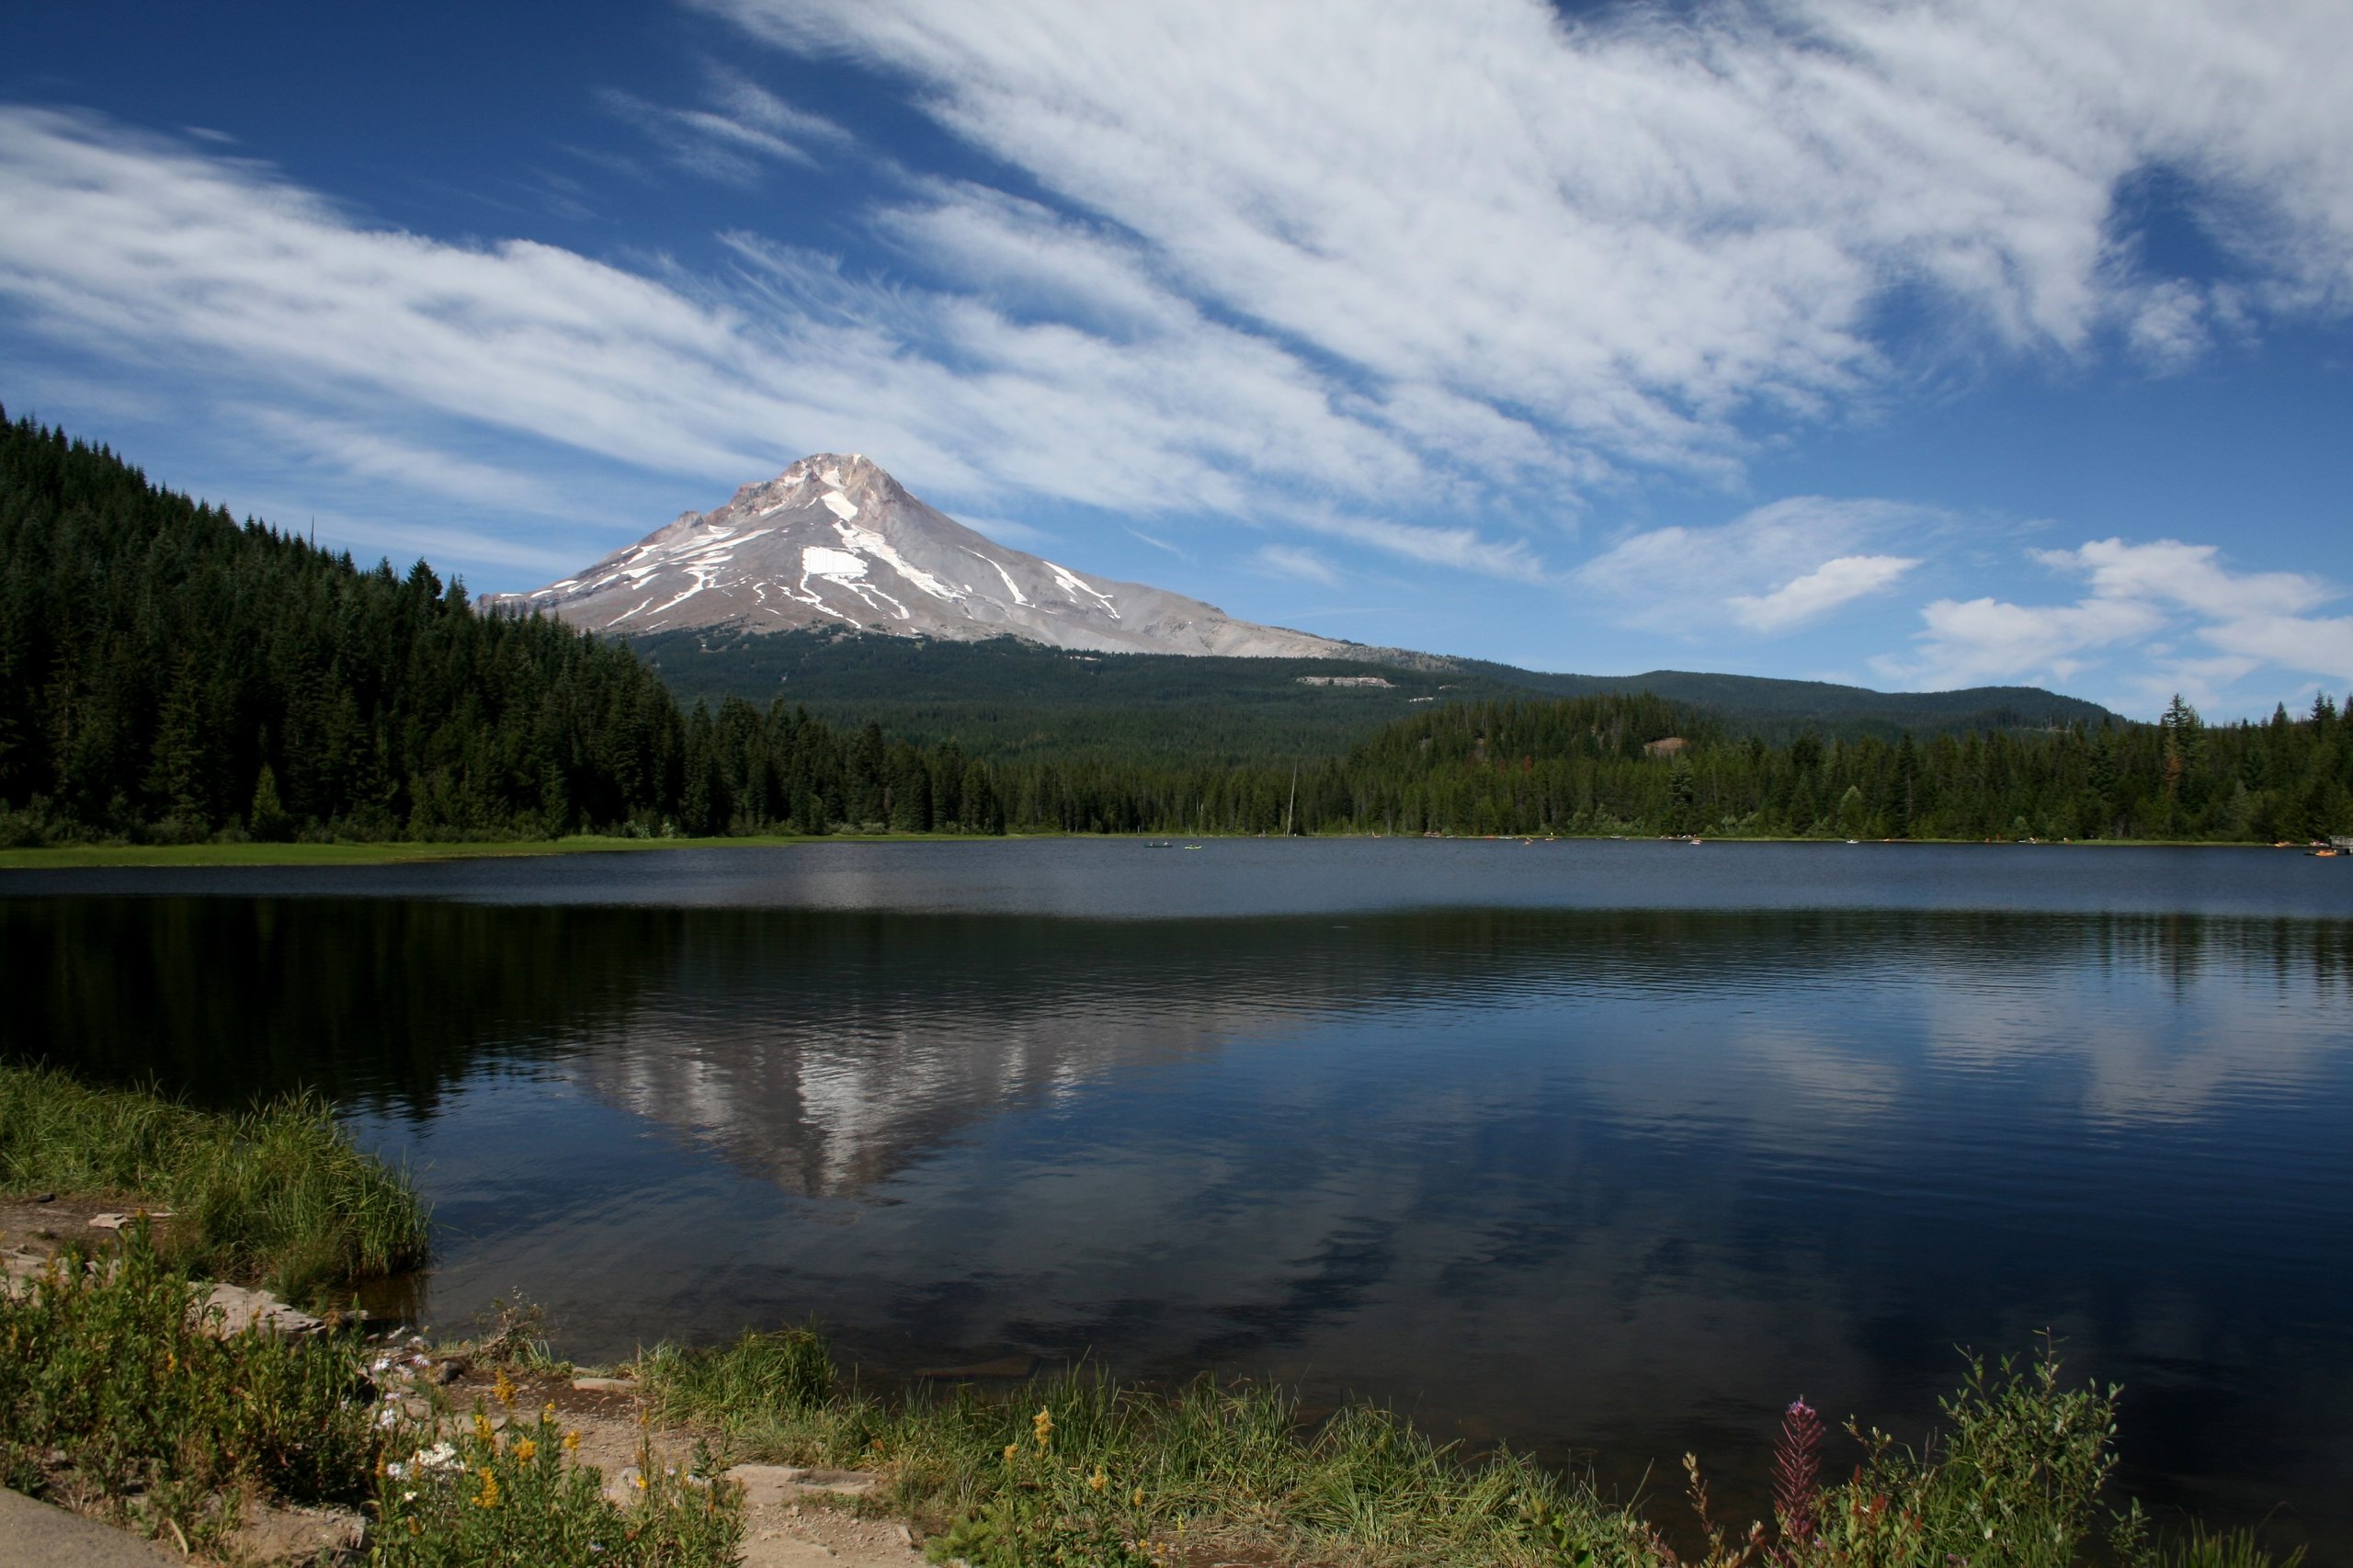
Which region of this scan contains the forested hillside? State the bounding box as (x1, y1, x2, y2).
(0, 411, 1004, 843)
(637, 626, 2119, 764)
(971, 689, 2348, 839)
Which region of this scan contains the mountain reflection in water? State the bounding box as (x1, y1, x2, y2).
(6, 843, 2349, 1560)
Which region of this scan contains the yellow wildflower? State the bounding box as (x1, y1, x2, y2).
(1132, 1486, 1145, 1508)
(474, 1467, 500, 1509)
(1032, 1406, 1054, 1449)
(1002, 1443, 1019, 1462)
(473, 1413, 494, 1444)
(1089, 1466, 1108, 1493)
(563, 1429, 582, 1453)
(515, 1437, 538, 1463)
(493, 1369, 517, 1407)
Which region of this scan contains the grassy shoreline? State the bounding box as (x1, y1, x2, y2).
(2, 1070, 2311, 1566)
(0, 1064, 427, 1304)
(0, 831, 2320, 871)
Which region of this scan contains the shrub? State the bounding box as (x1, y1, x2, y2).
(372, 1399, 742, 1568)
(0, 1224, 380, 1553)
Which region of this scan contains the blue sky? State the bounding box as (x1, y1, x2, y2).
(4, 0, 2348, 718)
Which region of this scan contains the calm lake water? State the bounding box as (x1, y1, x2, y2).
(7, 839, 2351, 1557)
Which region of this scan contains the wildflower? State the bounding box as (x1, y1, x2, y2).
(474, 1413, 494, 1444)
(377, 1406, 400, 1430)
(493, 1368, 517, 1407)
(165, 1350, 177, 1374)
(407, 1518, 422, 1537)
(475, 1467, 501, 1508)
(515, 1437, 539, 1462)
(1772, 1397, 1824, 1557)
(1089, 1466, 1108, 1493)
(374, 1457, 388, 1479)
(543, 1401, 558, 1423)
(1132, 1487, 1145, 1508)
(1003, 1443, 1019, 1462)
(1033, 1406, 1054, 1449)
(563, 1429, 582, 1453)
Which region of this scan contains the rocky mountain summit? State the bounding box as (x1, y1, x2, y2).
(484, 454, 1352, 658)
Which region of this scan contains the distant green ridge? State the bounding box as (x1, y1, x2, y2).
(632, 625, 2117, 766)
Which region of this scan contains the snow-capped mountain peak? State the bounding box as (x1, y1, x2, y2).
(485, 454, 1352, 659)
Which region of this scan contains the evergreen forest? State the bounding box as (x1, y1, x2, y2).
(2, 409, 2347, 846)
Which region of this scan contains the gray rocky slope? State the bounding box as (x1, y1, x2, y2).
(483, 454, 1353, 659)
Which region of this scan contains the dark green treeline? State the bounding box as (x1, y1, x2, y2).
(3, 410, 2346, 846)
(968, 689, 2349, 840)
(0, 412, 1004, 844)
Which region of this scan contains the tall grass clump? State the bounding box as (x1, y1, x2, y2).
(0, 1224, 381, 1553)
(0, 1062, 427, 1303)
(641, 1324, 839, 1426)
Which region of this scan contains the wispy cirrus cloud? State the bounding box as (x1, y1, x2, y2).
(1251, 543, 1342, 588)
(704, 0, 2353, 463)
(1728, 554, 1921, 633)
(1577, 497, 1937, 634)
(601, 71, 851, 185)
(0, 106, 1535, 577)
(7, 0, 2353, 618)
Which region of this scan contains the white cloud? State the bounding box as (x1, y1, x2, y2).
(1877, 535, 2351, 703)
(10, 0, 2353, 603)
(1292, 510, 1546, 582)
(953, 514, 1056, 549)
(1124, 525, 1187, 559)
(1728, 554, 1920, 632)
(1251, 544, 1342, 588)
(0, 107, 1537, 580)
(244, 409, 574, 517)
(2201, 614, 2353, 681)
(1876, 594, 2167, 689)
(1578, 496, 1934, 633)
(706, 0, 2353, 467)
(2034, 537, 2330, 619)
(602, 71, 851, 185)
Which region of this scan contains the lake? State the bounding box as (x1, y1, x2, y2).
(6, 839, 2350, 1557)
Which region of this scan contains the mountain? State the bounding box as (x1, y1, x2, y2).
(494, 450, 2119, 761)
(484, 453, 1351, 658)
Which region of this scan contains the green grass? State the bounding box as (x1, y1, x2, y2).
(0, 830, 2304, 870)
(0, 830, 1028, 869)
(632, 1331, 2303, 1568)
(0, 1063, 428, 1304)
